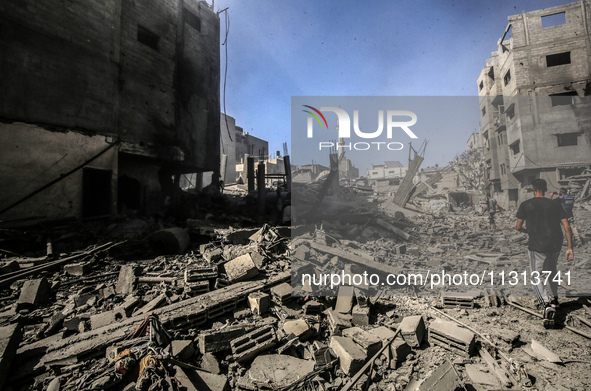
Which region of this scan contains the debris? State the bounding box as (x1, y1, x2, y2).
(0, 324, 23, 390)
(224, 253, 259, 283)
(17, 277, 50, 308)
(531, 339, 563, 364)
(230, 325, 277, 362)
(246, 354, 315, 388)
(428, 318, 475, 357)
(248, 291, 270, 315)
(399, 315, 426, 348)
(329, 335, 367, 375)
(417, 359, 463, 391)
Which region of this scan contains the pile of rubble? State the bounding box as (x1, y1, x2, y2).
(1, 194, 591, 390)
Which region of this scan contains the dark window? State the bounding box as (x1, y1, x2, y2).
(184, 8, 201, 31)
(505, 104, 515, 120)
(479, 81, 484, 91)
(541, 12, 566, 28)
(510, 140, 520, 155)
(83, 168, 112, 217)
(481, 106, 486, 116)
(503, 69, 511, 86)
(546, 52, 571, 67)
(509, 189, 518, 201)
(137, 25, 159, 51)
(551, 91, 577, 106)
(556, 133, 579, 146)
(488, 66, 495, 81)
(559, 167, 584, 180)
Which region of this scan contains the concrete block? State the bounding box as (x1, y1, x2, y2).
(0, 324, 22, 390)
(399, 315, 426, 348)
(418, 359, 461, 391)
(116, 265, 140, 295)
(199, 325, 255, 353)
(248, 292, 270, 315)
(247, 354, 315, 388)
(18, 278, 50, 307)
(224, 254, 259, 283)
(271, 282, 292, 304)
(184, 280, 210, 296)
(329, 336, 367, 375)
(335, 285, 355, 314)
(390, 340, 411, 368)
(170, 340, 195, 361)
(249, 251, 266, 268)
(203, 247, 223, 263)
(352, 304, 370, 326)
(428, 318, 475, 356)
(64, 262, 91, 276)
(465, 364, 497, 386)
(326, 308, 351, 335)
(184, 266, 217, 282)
(283, 319, 314, 341)
(90, 307, 126, 330)
(230, 325, 277, 362)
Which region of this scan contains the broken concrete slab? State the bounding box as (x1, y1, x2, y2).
(283, 319, 314, 341)
(327, 308, 351, 335)
(200, 352, 220, 374)
(271, 282, 292, 304)
(342, 327, 381, 358)
(90, 307, 126, 330)
(390, 340, 411, 369)
(368, 326, 397, 347)
(18, 278, 50, 308)
(531, 339, 562, 363)
(174, 366, 230, 391)
(248, 291, 270, 315)
(465, 364, 497, 386)
(247, 354, 315, 388)
(418, 359, 462, 391)
(335, 285, 355, 314)
(63, 262, 91, 276)
(0, 324, 22, 390)
(168, 340, 195, 361)
(116, 265, 140, 295)
(135, 293, 167, 315)
(329, 336, 367, 375)
(224, 253, 259, 283)
(399, 315, 426, 348)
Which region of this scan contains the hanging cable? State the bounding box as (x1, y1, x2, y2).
(220, 8, 232, 148)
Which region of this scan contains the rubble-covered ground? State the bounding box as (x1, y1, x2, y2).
(1, 186, 590, 391)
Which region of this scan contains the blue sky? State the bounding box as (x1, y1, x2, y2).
(214, 0, 573, 173)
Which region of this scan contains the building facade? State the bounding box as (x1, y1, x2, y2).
(0, 1, 220, 221)
(478, 1, 591, 207)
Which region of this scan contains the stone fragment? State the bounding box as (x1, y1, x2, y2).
(329, 336, 367, 375)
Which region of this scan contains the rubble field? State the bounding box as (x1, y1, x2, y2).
(1, 189, 590, 391)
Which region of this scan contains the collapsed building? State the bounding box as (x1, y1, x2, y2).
(477, 0, 591, 208)
(0, 0, 221, 222)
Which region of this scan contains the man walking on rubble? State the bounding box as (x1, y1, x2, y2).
(515, 178, 574, 328)
(550, 187, 583, 246)
(483, 194, 502, 229)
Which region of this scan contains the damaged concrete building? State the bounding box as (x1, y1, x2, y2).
(0, 0, 220, 222)
(477, 1, 591, 207)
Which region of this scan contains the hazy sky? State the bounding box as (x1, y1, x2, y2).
(213, 0, 573, 172)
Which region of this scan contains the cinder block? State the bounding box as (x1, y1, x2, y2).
(184, 266, 217, 282)
(271, 282, 292, 304)
(203, 247, 223, 263)
(199, 325, 255, 353)
(230, 325, 277, 362)
(367, 326, 397, 347)
(329, 336, 367, 375)
(18, 278, 50, 307)
(303, 300, 324, 315)
(428, 318, 475, 356)
(326, 308, 351, 335)
(399, 315, 426, 348)
(224, 254, 259, 283)
(248, 292, 270, 315)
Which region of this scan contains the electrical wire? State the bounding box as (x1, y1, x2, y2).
(221, 8, 232, 149)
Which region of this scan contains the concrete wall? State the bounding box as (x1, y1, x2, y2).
(220, 114, 237, 185)
(235, 131, 268, 163)
(0, 123, 117, 222)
